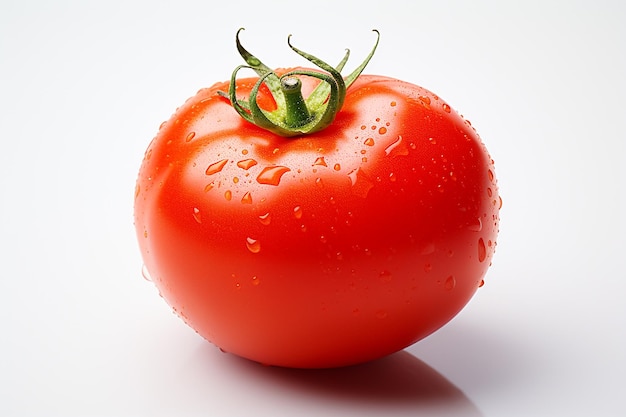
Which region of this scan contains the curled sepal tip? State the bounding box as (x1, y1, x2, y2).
(219, 29, 380, 137)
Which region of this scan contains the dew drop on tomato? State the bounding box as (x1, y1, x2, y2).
(192, 207, 202, 223)
(477, 237, 487, 262)
(141, 264, 153, 282)
(258, 212, 271, 225)
(256, 166, 291, 186)
(241, 192, 253, 204)
(348, 167, 374, 198)
(442, 103, 451, 113)
(379, 270, 392, 283)
(237, 159, 258, 170)
(206, 159, 229, 175)
(444, 276, 456, 291)
(224, 190, 232, 201)
(364, 138, 375, 146)
(246, 237, 261, 254)
(468, 217, 482, 232)
(313, 156, 327, 167)
(293, 206, 303, 219)
(384, 135, 409, 157)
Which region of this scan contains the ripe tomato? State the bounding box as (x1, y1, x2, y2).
(134, 30, 500, 368)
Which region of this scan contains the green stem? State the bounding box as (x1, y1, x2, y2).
(219, 29, 379, 137)
(281, 77, 311, 127)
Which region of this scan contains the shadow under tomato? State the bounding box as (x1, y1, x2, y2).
(191, 345, 483, 416)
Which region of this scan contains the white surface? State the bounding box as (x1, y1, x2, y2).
(1, 0, 624, 416)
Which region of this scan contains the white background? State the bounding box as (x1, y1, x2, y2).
(1, 0, 624, 416)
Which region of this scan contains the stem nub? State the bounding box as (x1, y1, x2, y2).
(281, 77, 311, 127)
(218, 29, 380, 137)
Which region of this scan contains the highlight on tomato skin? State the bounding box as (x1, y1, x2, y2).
(133, 29, 501, 369)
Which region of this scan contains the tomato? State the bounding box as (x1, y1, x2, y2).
(134, 30, 500, 368)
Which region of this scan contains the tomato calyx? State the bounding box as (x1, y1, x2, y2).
(218, 28, 380, 137)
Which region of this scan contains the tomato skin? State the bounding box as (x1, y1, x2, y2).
(134, 71, 500, 368)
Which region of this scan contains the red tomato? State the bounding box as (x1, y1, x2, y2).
(134, 31, 500, 368)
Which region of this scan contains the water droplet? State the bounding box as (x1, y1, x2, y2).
(246, 237, 261, 253)
(141, 264, 152, 282)
(237, 159, 258, 170)
(313, 157, 327, 167)
(384, 135, 409, 157)
(348, 167, 374, 198)
(442, 103, 451, 113)
(468, 217, 483, 232)
(419, 96, 431, 107)
(242, 149, 249, 155)
(389, 172, 397, 182)
(256, 165, 291, 186)
(420, 243, 435, 255)
(364, 137, 375, 146)
(185, 131, 196, 142)
(293, 206, 303, 219)
(428, 137, 437, 145)
(205, 159, 228, 175)
(488, 169, 494, 182)
(206, 159, 229, 175)
(251, 276, 260, 286)
(379, 270, 392, 283)
(390, 101, 397, 107)
(378, 127, 387, 135)
(375, 310, 388, 319)
(259, 212, 271, 225)
(134, 184, 140, 199)
(233, 177, 239, 183)
(478, 238, 487, 262)
(224, 190, 232, 201)
(498, 195, 503, 209)
(192, 207, 202, 223)
(333, 163, 341, 171)
(241, 192, 253, 204)
(444, 276, 456, 291)
(204, 182, 214, 192)
(487, 187, 493, 197)
(315, 177, 324, 187)
(319, 235, 327, 244)
(478, 279, 485, 288)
